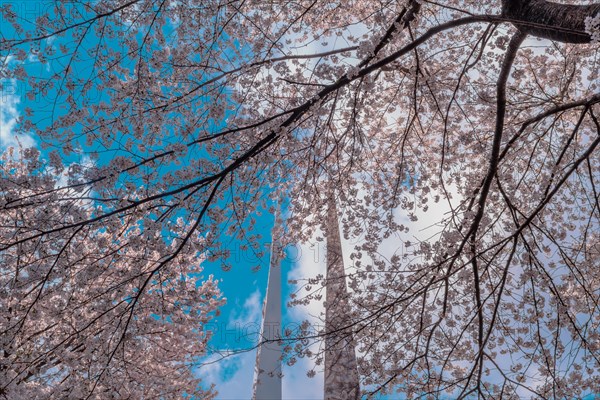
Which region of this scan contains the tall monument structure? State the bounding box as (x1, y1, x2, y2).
(252, 226, 282, 399)
(324, 194, 361, 399)
(252, 198, 360, 399)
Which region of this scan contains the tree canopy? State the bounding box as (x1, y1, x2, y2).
(1, 0, 600, 398)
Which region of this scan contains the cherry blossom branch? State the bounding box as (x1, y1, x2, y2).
(0, 0, 143, 49)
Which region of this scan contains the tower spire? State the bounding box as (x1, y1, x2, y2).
(324, 193, 360, 400)
(252, 214, 282, 400)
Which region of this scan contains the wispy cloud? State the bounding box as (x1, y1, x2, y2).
(200, 350, 258, 400)
(282, 354, 323, 400)
(284, 231, 327, 400)
(198, 289, 263, 399)
(0, 77, 35, 150)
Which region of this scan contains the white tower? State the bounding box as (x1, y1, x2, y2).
(324, 194, 360, 400)
(252, 227, 282, 399)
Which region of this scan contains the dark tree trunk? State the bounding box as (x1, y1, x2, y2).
(502, 0, 600, 43)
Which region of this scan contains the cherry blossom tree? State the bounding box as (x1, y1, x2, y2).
(0, 148, 223, 398)
(2, 0, 600, 398)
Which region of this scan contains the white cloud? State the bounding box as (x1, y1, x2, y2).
(282, 355, 323, 400)
(284, 227, 327, 400)
(197, 289, 263, 399)
(0, 78, 35, 150)
(287, 233, 327, 324)
(229, 289, 262, 328)
(200, 350, 258, 400)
